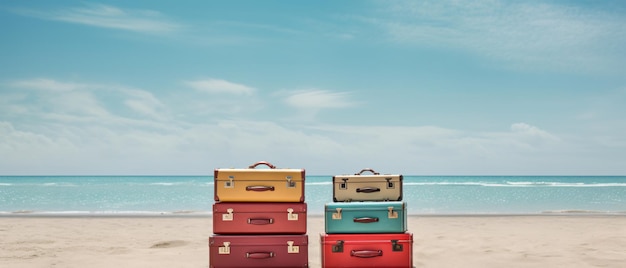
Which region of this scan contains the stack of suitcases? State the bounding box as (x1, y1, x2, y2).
(209, 161, 309, 268)
(321, 168, 413, 268)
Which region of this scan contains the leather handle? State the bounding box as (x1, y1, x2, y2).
(248, 218, 274, 225)
(246, 252, 274, 259)
(356, 187, 380, 193)
(356, 168, 379, 175)
(351, 250, 383, 258)
(246, 185, 275, 192)
(353, 217, 379, 223)
(248, 161, 276, 169)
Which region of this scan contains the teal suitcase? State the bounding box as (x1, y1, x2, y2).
(325, 201, 407, 234)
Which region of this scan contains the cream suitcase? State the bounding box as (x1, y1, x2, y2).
(333, 168, 402, 202)
(214, 161, 305, 202)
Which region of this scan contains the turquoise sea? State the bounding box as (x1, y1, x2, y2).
(1, 176, 625, 216)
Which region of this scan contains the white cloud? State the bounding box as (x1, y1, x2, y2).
(284, 89, 356, 109)
(5, 78, 171, 124)
(184, 78, 255, 95)
(373, 0, 626, 72)
(2, 78, 624, 175)
(510, 123, 559, 141)
(11, 78, 88, 92)
(120, 89, 165, 119)
(13, 3, 183, 34)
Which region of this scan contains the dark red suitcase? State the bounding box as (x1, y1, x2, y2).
(213, 202, 307, 234)
(209, 234, 308, 268)
(321, 233, 413, 268)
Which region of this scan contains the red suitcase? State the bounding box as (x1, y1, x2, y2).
(321, 233, 413, 268)
(210, 234, 308, 268)
(213, 202, 307, 234)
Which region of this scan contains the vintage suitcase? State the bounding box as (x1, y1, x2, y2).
(321, 233, 413, 268)
(333, 168, 403, 202)
(214, 161, 305, 202)
(213, 202, 307, 234)
(209, 234, 308, 268)
(325, 201, 406, 234)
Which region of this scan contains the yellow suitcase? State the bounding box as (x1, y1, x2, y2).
(333, 168, 403, 202)
(214, 161, 305, 202)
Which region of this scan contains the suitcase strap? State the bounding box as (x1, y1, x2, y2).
(246, 252, 274, 259)
(331, 240, 404, 253)
(356, 187, 381, 193)
(351, 250, 383, 258)
(248, 161, 276, 169)
(246, 185, 275, 191)
(331, 207, 398, 220)
(353, 217, 379, 223)
(247, 218, 273, 225)
(355, 168, 380, 175)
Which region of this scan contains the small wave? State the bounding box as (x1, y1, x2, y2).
(307, 182, 333, 186)
(150, 182, 178, 186)
(148, 182, 212, 187)
(541, 210, 626, 215)
(11, 210, 35, 214)
(403, 181, 626, 187)
(0, 183, 13, 186)
(0, 210, 211, 216)
(38, 183, 78, 187)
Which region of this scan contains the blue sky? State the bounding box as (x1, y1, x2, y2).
(1, 0, 625, 175)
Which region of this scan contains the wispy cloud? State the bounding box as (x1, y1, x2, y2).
(6, 78, 168, 122)
(510, 122, 559, 141)
(371, 0, 626, 72)
(11, 78, 88, 92)
(13, 3, 183, 34)
(184, 78, 256, 96)
(284, 89, 356, 109)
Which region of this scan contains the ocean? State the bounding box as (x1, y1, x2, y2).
(1, 175, 625, 216)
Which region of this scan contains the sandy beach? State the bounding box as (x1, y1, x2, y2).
(1, 215, 625, 267)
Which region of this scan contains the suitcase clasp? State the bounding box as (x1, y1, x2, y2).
(339, 178, 348, 190)
(287, 241, 299, 253)
(219, 242, 231, 254)
(286, 176, 296, 188)
(332, 240, 344, 253)
(385, 177, 395, 189)
(332, 208, 342, 220)
(225, 176, 234, 188)
(222, 208, 234, 221)
(388, 207, 398, 219)
(287, 208, 298, 221)
(391, 240, 403, 251)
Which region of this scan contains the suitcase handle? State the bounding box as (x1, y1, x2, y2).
(356, 187, 381, 193)
(351, 250, 383, 258)
(248, 161, 276, 169)
(353, 217, 379, 223)
(355, 168, 380, 175)
(246, 185, 276, 191)
(246, 252, 275, 259)
(247, 218, 274, 225)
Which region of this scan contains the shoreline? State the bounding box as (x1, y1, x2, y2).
(2, 211, 626, 218)
(2, 215, 625, 267)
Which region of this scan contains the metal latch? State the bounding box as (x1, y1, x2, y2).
(222, 208, 234, 221)
(225, 176, 234, 188)
(332, 240, 344, 252)
(388, 207, 398, 219)
(287, 241, 299, 253)
(287, 208, 298, 221)
(391, 240, 403, 251)
(286, 176, 296, 188)
(219, 242, 231, 254)
(339, 178, 348, 190)
(332, 208, 342, 220)
(385, 177, 394, 188)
